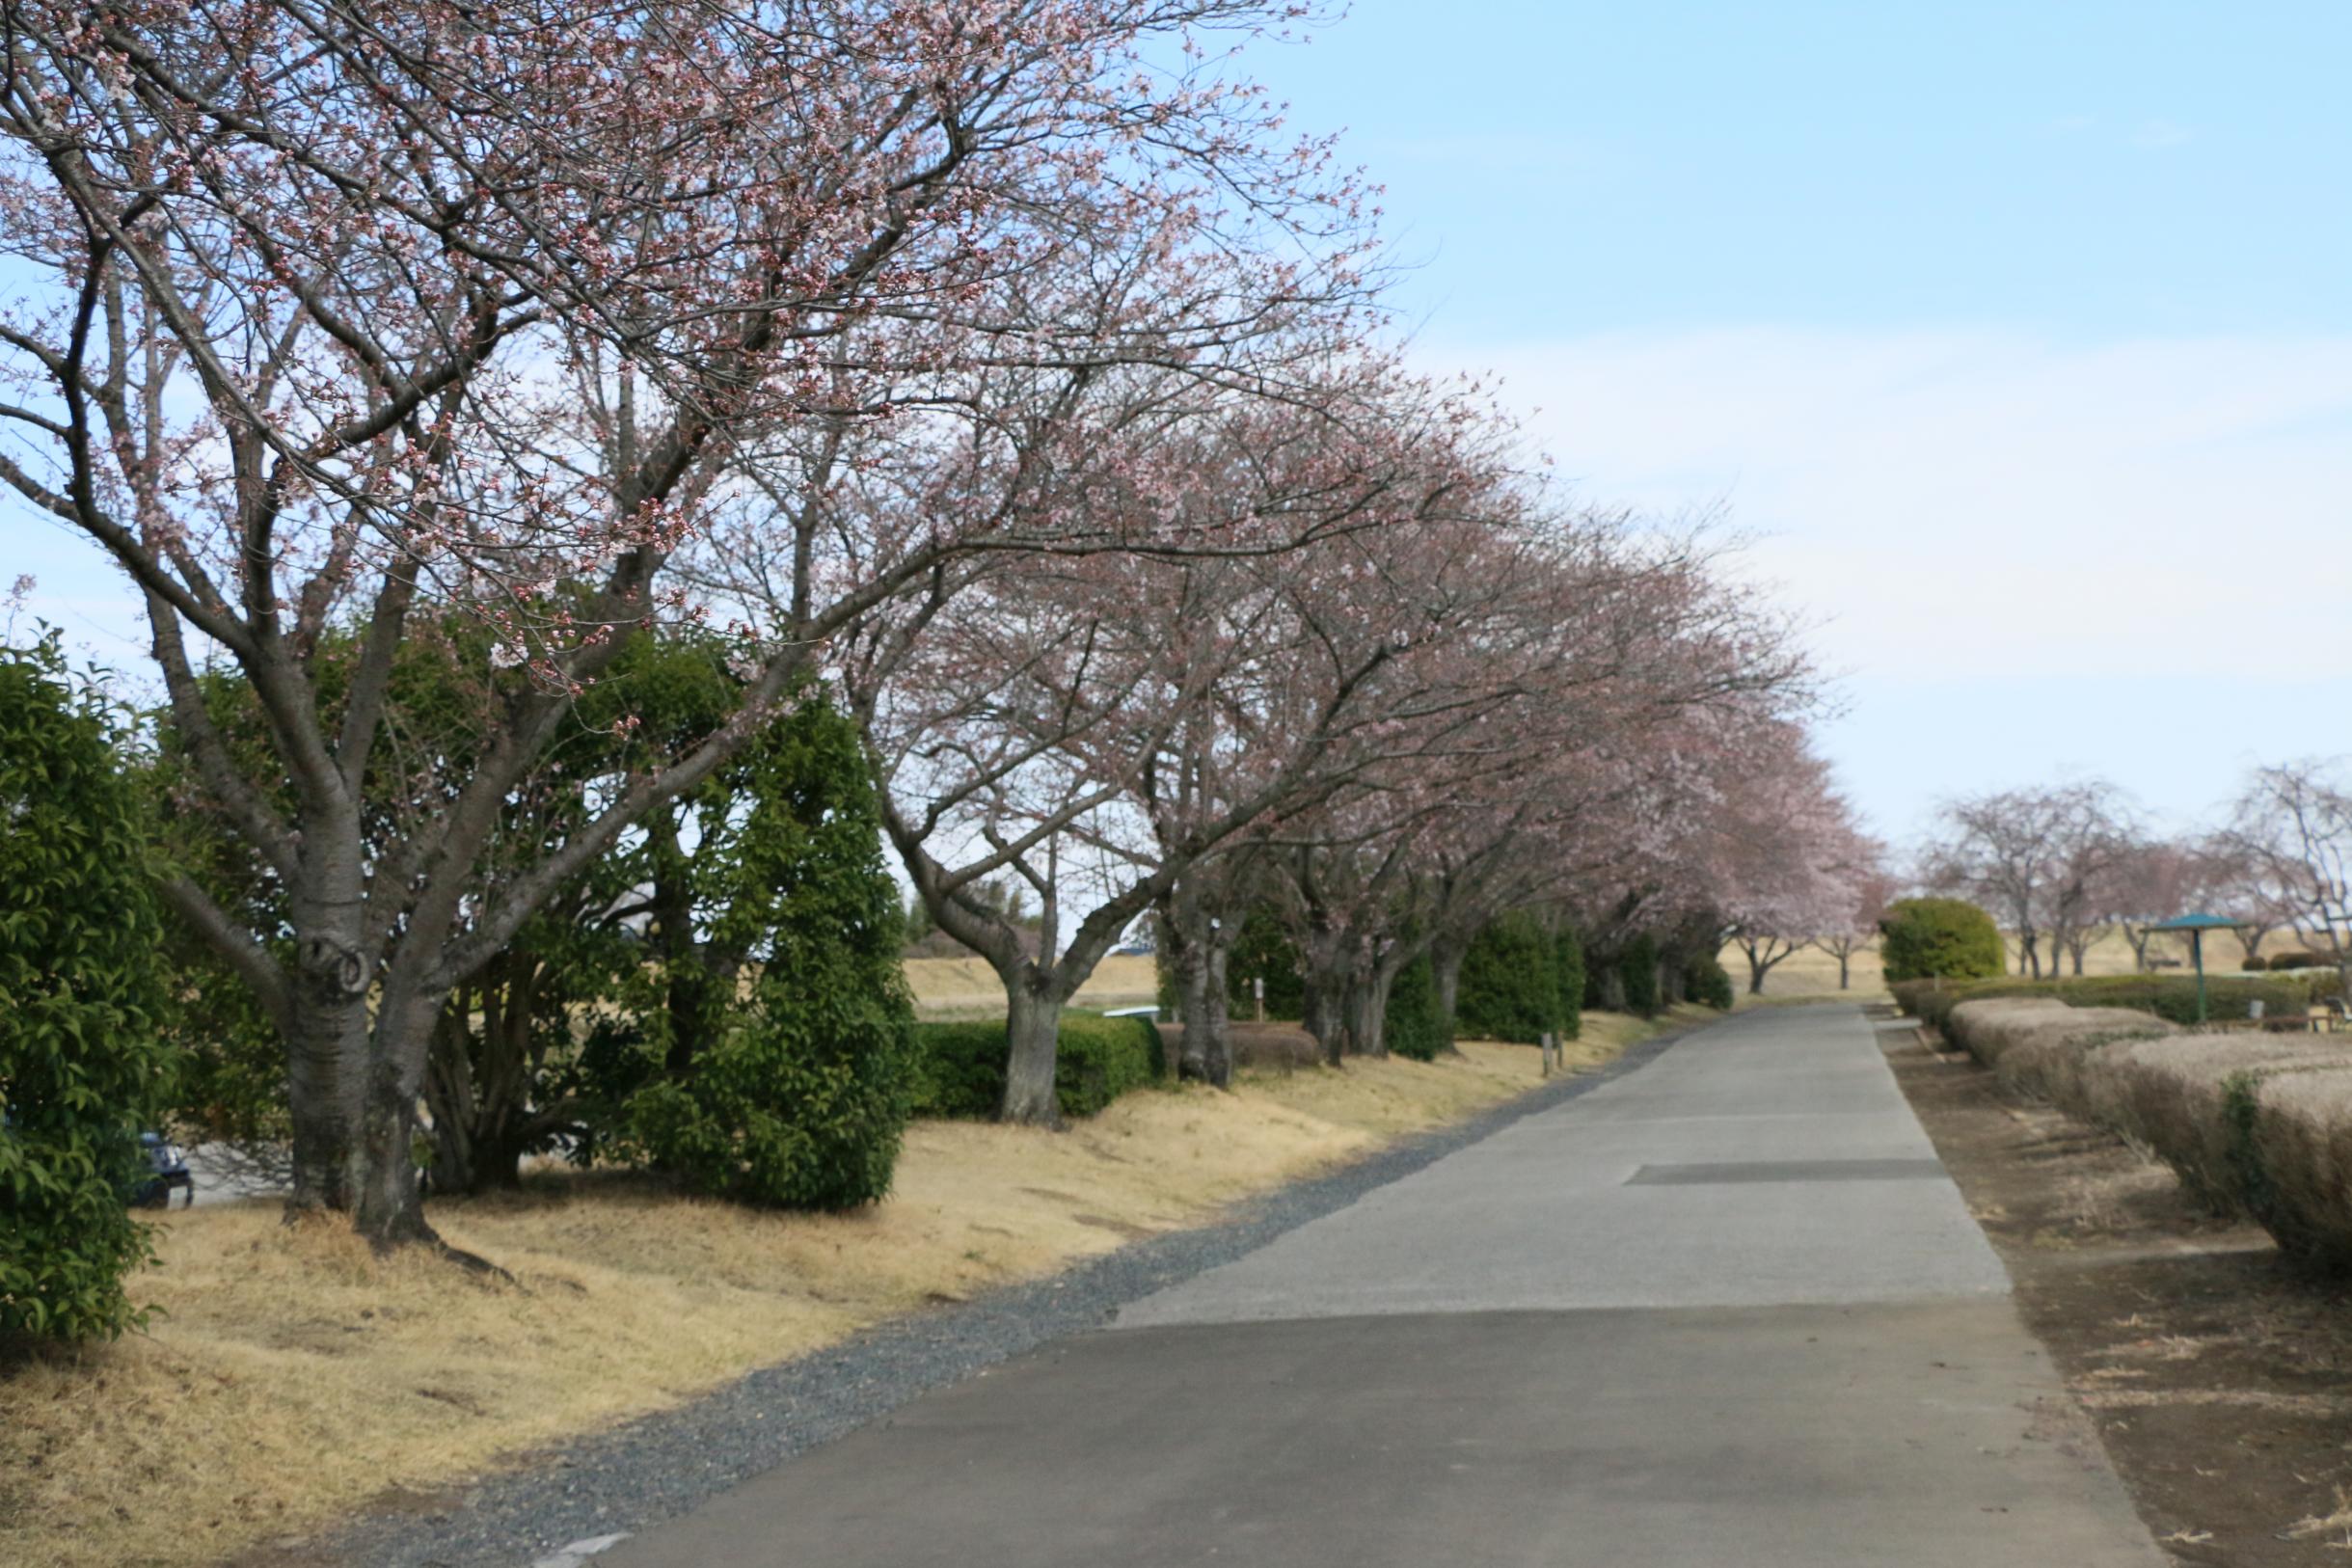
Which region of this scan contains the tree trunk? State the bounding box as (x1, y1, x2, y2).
(1201, 936, 1233, 1088)
(1659, 950, 1686, 1006)
(284, 984, 367, 1214)
(1340, 967, 1392, 1060)
(1430, 935, 1467, 1056)
(1744, 942, 1769, 995)
(423, 962, 537, 1196)
(1167, 879, 1233, 1086)
(1001, 980, 1065, 1126)
(1598, 960, 1627, 1013)
(1837, 948, 1851, 989)
(350, 987, 443, 1249)
(1301, 925, 1352, 1068)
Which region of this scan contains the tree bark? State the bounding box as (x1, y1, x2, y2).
(1339, 966, 1393, 1060)
(1201, 936, 1233, 1088)
(1837, 948, 1852, 989)
(1001, 981, 1066, 1126)
(1430, 934, 1467, 1056)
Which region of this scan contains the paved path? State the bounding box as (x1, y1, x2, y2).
(601, 1006, 2165, 1568)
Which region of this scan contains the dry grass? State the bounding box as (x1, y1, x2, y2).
(0, 1017, 1686, 1568)
(901, 953, 1158, 1019)
(1727, 923, 2284, 1005)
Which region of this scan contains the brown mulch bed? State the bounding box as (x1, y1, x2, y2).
(1884, 1018, 2352, 1564)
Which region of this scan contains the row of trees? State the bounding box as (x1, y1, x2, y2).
(1916, 764, 2352, 1000)
(0, 0, 1861, 1269)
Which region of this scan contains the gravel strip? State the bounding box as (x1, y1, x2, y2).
(328, 1022, 1708, 1568)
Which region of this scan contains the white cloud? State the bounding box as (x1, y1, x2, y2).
(1419, 327, 2352, 682)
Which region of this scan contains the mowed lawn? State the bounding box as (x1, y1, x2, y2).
(0, 989, 1694, 1568)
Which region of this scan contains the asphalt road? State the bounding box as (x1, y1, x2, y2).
(597, 1005, 2166, 1568)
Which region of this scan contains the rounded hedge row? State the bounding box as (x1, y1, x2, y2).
(910, 1013, 1165, 1121)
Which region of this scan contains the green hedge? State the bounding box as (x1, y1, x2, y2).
(911, 1012, 1165, 1121)
(1879, 898, 2005, 984)
(1892, 972, 2322, 1034)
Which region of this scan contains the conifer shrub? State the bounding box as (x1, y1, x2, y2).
(614, 694, 919, 1209)
(1684, 952, 1736, 1012)
(0, 637, 174, 1344)
(1454, 911, 1563, 1042)
(1386, 954, 1442, 1061)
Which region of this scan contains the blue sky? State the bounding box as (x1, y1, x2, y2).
(11, 2, 2350, 853)
(1234, 0, 2352, 851)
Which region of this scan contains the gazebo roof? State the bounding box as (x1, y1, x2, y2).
(2146, 910, 2244, 932)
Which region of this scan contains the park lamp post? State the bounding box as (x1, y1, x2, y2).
(2146, 910, 2244, 1025)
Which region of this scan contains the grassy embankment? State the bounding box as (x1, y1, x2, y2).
(0, 957, 1700, 1568)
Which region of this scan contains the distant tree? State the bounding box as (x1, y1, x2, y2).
(1814, 868, 1897, 991)
(1925, 782, 2131, 978)
(2219, 761, 2352, 1009)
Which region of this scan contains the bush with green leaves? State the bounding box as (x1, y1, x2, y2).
(1225, 906, 1305, 1020)
(911, 1013, 1164, 1120)
(1, 637, 174, 1344)
(1455, 912, 1564, 1043)
(1684, 952, 1736, 1011)
(1386, 954, 1441, 1061)
(1878, 898, 2006, 984)
(609, 691, 919, 1208)
(1619, 933, 1662, 1017)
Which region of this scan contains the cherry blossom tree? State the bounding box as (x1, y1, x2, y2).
(0, 0, 1372, 1243)
(1813, 863, 1896, 990)
(837, 370, 1532, 1117)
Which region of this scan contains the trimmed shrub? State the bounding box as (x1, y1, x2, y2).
(2268, 951, 2326, 971)
(1455, 912, 1562, 1043)
(1385, 954, 1441, 1061)
(1936, 994, 2352, 1269)
(1, 638, 173, 1344)
(1879, 897, 2005, 984)
(911, 1012, 1164, 1121)
(1684, 952, 1735, 1012)
(1554, 928, 1585, 1041)
(2241, 956, 2270, 971)
(1897, 971, 2314, 1033)
(1620, 933, 1661, 1018)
